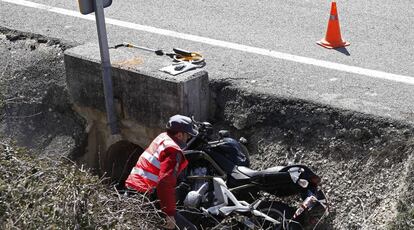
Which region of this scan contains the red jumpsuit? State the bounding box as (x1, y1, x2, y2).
(125, 132, 188, 216)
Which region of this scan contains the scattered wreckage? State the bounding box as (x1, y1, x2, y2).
(176, 119, 329, 229)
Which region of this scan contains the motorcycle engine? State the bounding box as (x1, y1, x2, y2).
(183, 167, 210, 208)
(191, 167, 208, 190)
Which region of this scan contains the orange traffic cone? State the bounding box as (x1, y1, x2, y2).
(317, 2, 350, 49)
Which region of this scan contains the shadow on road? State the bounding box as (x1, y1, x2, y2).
(334, 47, 350, 56)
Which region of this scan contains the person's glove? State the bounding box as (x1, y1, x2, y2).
(163, 216, 176, 229)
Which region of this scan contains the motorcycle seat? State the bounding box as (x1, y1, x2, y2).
(236, 166, 285, 177)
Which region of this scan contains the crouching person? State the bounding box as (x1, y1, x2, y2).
(125, 114, 198, 230)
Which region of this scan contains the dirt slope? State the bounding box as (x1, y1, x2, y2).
(210, 83, 414, 229)
(0, 27, 86, 158)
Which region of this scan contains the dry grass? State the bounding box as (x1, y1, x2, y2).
(0, 141, 163, 230)
(388, 152, 414, 230)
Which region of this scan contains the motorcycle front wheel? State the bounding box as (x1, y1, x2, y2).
(248, 206, 284, 230)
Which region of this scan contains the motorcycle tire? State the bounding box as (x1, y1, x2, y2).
(252, 206, 284, 230)
(256, 201, 303, 230)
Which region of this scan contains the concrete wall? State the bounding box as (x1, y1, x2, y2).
(64, 43, 208, 179)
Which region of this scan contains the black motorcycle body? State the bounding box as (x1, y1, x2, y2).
(181, 122, 328, 228)
(184, 132, 320, 201)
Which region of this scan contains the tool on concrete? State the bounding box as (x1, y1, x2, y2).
(113, 42, 205, 63)
(172, 48, 205, 64)
(160, 61, 206, 76)
(160, 48, 206, 75)
(317, 1, 350, 49)
(113, 42, 206, 75)
(114, 42, 166, 56)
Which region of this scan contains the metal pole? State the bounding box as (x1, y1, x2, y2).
(93, 0, 119, 134)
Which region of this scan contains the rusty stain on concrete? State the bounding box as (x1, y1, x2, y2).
(113, 57, 144, 68)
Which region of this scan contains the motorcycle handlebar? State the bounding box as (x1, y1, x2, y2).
(184, 117, 213, 150)
(191, 116, 212, 129)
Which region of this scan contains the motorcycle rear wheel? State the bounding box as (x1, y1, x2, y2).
(254, 201, 304, 230)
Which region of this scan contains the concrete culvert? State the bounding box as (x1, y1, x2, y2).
(104, 140, 143, 187)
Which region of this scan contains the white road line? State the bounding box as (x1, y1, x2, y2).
(3, 0, 414, 85)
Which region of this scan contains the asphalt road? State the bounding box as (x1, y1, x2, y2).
(1, 0, 414, 123)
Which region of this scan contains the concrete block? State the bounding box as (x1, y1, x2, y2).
(64, 43, 209, 130)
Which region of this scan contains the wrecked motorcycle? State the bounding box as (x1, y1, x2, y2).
(177, 120, 329, 229)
